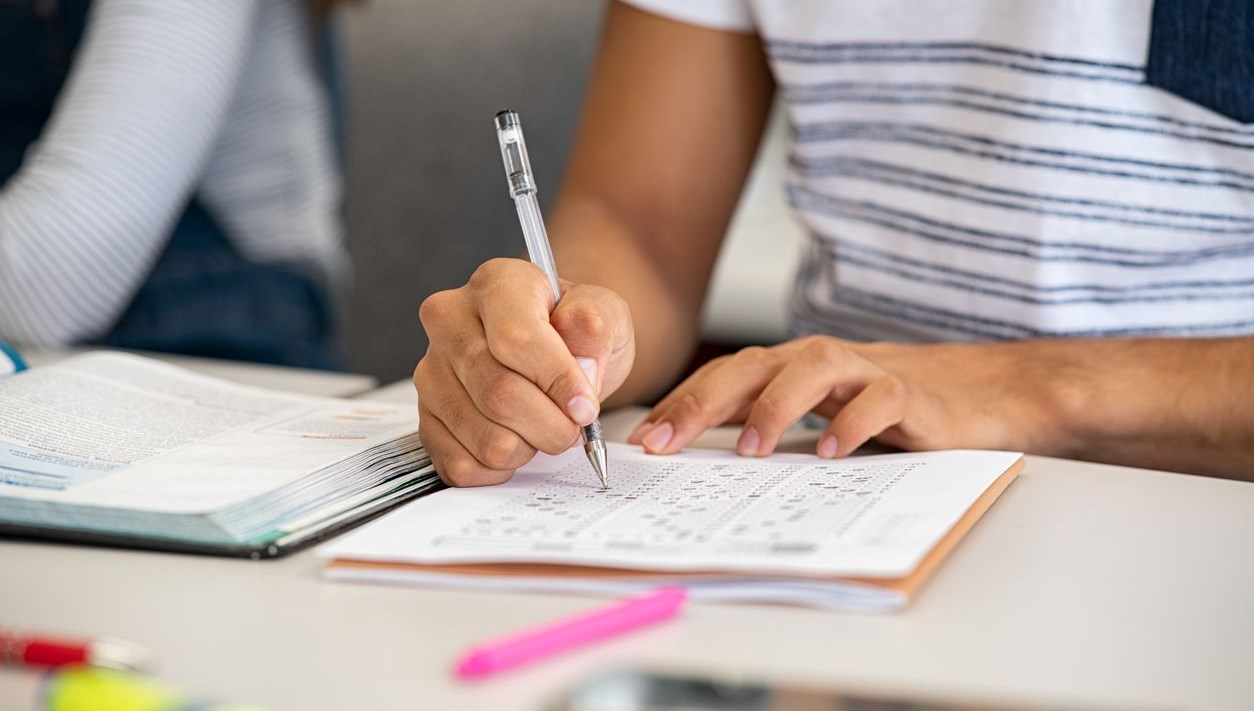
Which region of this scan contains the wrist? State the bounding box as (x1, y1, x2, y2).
(1015, 338, 1162, 460)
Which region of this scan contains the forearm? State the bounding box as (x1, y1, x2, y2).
(1024, 336, 1254, 478)
(549, 194, 702, 407)
(537, 2, 773, 407)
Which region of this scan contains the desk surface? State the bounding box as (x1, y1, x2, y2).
(3, 376, 1253, 711)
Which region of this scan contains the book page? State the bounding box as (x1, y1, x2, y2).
(323, 444, 1021, 578)
(0, 353, 418, 512)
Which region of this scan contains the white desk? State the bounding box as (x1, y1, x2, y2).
(3, 376, 1253, 711)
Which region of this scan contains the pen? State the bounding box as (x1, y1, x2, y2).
(494, 109, 609, 489)
(454, 587, 687, 679)
(0, 628, 151, 671)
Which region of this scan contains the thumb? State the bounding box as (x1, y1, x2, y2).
(550, 283, 632, 400)
(574, 356, 601, 399)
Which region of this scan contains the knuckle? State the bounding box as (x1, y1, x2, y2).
(880, 374, 909, 405)
(478, 371, 521, 420)
(675, 391, 707, 421)
(418, 289, 457, 329)
(412, 359, 430, 390)
(801, 336, 833, 359)
(734, 345, 771, 368)
(491, 323, 538, 358)
(471, 258, 515, 286)
(439, 452, 483, 487)
(752, 393, 788, 426)
(478, 430, 527, 471)
(803, 337, 845, 368)
(570, 306, 610, 344)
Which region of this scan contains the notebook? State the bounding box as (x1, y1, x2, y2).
(0, 352, 438, 558)
(321, 443, 1023, 611)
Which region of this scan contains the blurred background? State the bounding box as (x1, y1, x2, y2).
(341, 0, 605, 381)
(0, 0, 802, 384)
(339, 0, 803, 383)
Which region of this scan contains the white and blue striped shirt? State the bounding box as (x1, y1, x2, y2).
(0, 0, 345, 348)
(625, 0, 1254, 342)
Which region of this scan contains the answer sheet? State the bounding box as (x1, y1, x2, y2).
(323, 444, 1022, 578)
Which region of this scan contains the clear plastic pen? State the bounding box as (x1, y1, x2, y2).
(494, 109, 608, 489)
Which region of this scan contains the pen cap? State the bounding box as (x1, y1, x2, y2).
(495, 110, 536, 198)
(43, 666, 266, 711)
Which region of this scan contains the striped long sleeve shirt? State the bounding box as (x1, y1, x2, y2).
(0, 0, 344, 347)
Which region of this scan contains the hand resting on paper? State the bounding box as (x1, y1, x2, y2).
(627, 336, 1067, 460)
(627, 334, 1254, 479)
(414, 258, 635, 487)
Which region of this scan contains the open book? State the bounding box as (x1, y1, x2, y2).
(322, 443, 1023, 611)
(0, 353, 437, 557)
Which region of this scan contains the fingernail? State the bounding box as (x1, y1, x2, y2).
(575, 357, 598, 389)
(628, 420, 653, 443)
(737, 426, 761, 457)
(818, 434, 839, 459)
(566, 395, 598, 426)
(642, 421, 673, 452)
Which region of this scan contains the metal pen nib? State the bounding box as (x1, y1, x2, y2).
(582, 421, 609, 489)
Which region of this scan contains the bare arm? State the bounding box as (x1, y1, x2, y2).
(414, 2, 773, 486)
(1038, 336, 1254, 478)
(548, 0, 775, 406)
(632, 333, 1254, 480)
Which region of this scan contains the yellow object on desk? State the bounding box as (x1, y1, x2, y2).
(44, 667, 263, 711)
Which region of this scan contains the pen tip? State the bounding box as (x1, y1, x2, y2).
(589, 449, 609, 490)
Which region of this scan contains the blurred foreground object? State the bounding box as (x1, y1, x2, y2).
(549, 670, 1161, 711)
(44, 667, 263, 711)
(0, 629, 150, 672)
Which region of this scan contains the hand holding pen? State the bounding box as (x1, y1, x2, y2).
(494, 110, 608, 487)
(413, 115, 635, 488)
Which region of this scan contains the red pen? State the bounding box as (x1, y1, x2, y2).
(0, 629, 151, 671)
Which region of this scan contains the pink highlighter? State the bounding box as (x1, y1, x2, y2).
(454, 587, 688, 680)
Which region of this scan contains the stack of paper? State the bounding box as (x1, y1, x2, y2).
(322, 444, 1022, 611)
(0, 353, 438, 557)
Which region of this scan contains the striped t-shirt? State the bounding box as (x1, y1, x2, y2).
(625, 0, 1254, 342)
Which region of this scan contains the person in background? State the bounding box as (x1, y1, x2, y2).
(0, 0, 352, 369)
(416, 0, 1254, 482)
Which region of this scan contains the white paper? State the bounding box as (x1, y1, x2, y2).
(322, 444, 1020, 578)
